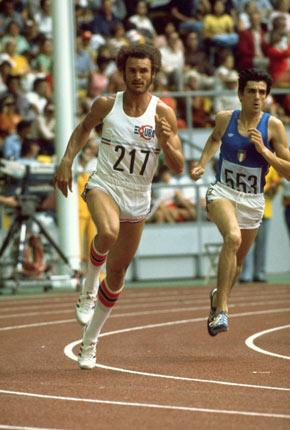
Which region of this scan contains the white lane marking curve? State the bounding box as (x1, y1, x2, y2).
(245, 324, 290, 360)
(64, 317, 290, 392)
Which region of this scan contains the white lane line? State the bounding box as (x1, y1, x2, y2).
(245, 325, 290, 360)
(0, 389, 289, 420)
(1, 298, 290, 320)
(1, 307, 290, 332)
(0, 425, 62, 430)
(64, 318, 290, 392)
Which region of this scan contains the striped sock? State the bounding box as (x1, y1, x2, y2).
(83, 279, 123, 345)
(82, 240, 108, 296)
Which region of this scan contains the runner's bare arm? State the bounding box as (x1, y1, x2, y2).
(190, 111, 230, 181)
(54, 96, 114, 197)
(249, 117, 290, 180)
(155, 102, 184, 174)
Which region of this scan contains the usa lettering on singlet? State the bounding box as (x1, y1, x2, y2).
(95, 91, 160, 188)
(216, 110, 273, 194)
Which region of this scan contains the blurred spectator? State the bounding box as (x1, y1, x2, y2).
(0, 0, 24, 34)
(88, 0, 120, 37)
(34, 0, 52, 38)
(32, 37, 53, 75)
(23, 20, 43, 62)
(75, 34, 95, 94)
(182, 70, 213, 128)
(214, 48, 236, 88)
(183, 30, 214, 76)
(269, 0, 290, 34)
(281, 176, 290, 241)
(108, 21, 128, 56)
(0, 57, 12, 93)
(0, 95, 21, 138)
(0, 20, 30, 54)
(3, 118, 32, 159)
(87, 44, 115, 98)
(236, 10, 268, 71)
(25, 76, 51, 115)
(203, 0, 238, 61)
(149, 165, 187, 223)
(30, 101, 55, 155)
(237, 1, 258, 31)
(76, 138, 98, 263)
(152, 71, 186, 128)
(160, 31, 185, 91)
(264, 16, 290, 86)
(170, 0, 209, 37)
(18, 137, 41, 165)
(4, 39, 30, 76)
(1, 74, 32, 119)
(128, 1, 156, 38)
(214, 70, 241, 113)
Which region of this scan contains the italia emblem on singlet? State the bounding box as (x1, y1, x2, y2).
(237, 150, 247, 162)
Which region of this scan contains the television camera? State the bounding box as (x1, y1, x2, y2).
(0, 159, 79, 292)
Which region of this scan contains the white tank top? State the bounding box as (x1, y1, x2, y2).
(96, 91, 160, 190)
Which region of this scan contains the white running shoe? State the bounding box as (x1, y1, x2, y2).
(75, 293, 96, 326)
(78, 342, 96, 369)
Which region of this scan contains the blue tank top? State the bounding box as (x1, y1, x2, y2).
(216, 110, 273, 194)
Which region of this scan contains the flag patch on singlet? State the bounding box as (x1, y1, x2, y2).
(134, 125, 155, 140)
(101, 137, 111, 145)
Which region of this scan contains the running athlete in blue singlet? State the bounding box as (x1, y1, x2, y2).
(191, 68, 290, 337)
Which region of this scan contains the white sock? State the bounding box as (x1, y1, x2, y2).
(83, 280, 123, 345)
(82, 244, 108, 297)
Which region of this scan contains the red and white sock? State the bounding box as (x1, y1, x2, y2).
(83, 279, 123, 345)
(81, 239, 108, 297)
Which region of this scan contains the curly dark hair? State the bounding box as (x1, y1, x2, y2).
(116, 43, 161, 75)
(238, 68, 273, 95)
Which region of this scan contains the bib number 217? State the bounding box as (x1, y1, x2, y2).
(113, 145, 150, 175)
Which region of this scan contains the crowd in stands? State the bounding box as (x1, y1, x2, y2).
(0, 0, 290, 238)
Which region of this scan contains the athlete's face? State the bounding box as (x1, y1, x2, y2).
(124, 57, 154, 94)
(239, 81, 268, 113)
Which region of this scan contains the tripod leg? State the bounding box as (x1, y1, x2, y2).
(31, 216, 71, 267)
(16, 221, 28, 273)
(0, 218, 19, 258)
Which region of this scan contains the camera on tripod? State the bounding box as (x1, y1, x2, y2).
(0, 158, 79, 292)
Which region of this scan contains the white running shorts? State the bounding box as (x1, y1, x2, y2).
(206, 181, 265, 229)
(82, 172, 151, 223)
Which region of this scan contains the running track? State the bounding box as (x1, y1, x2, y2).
(0, 282, 290, 430)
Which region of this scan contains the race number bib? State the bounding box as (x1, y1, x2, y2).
(220, 159, 262, 194)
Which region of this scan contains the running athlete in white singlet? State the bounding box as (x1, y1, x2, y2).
(54, 44, 184, 369)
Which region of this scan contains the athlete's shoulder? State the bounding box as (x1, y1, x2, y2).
(215, 110, 234, 123)
(156, 98, 175, 119)
(268, 113, 284, 129)
(91, 95, 116, 114)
